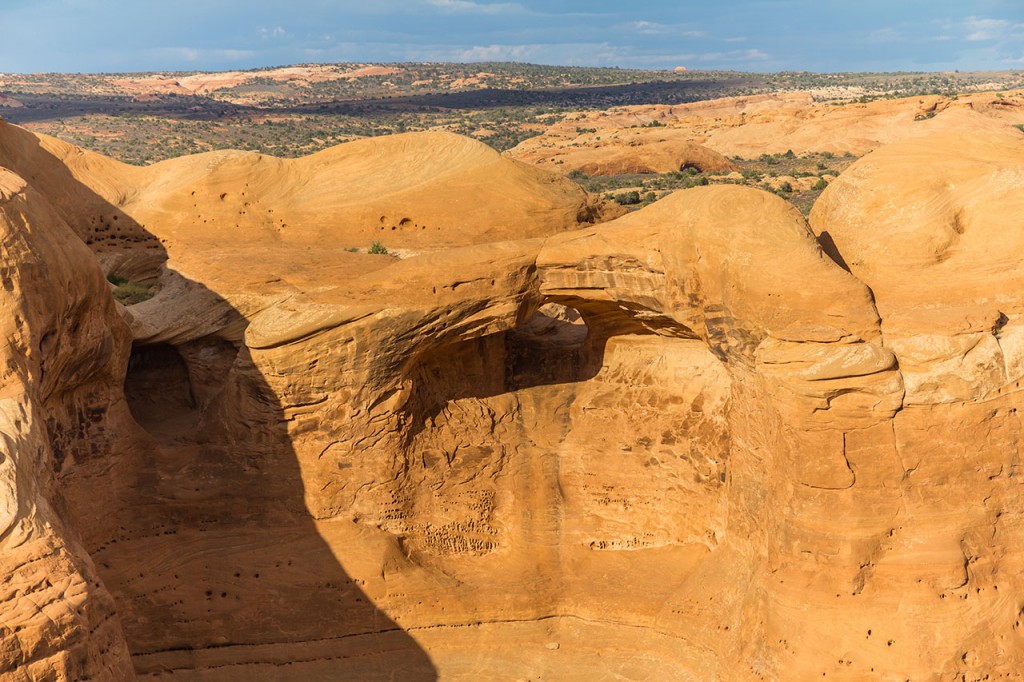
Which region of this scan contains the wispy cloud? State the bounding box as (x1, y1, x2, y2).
(3, 0, 1023, 74)
(425, 0, 524, 15)
(963, 16, 1024, 41)
(627, 21, 704, 37)
(258, 26, 289, 40)
(451, 43, 539, 60)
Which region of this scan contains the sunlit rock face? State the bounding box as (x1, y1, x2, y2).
(2, 122, 1024, 680)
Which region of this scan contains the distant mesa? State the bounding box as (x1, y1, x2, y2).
(673, 66, 688, 72)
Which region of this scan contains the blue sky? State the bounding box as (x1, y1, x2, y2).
(0, 0, 1022, 73)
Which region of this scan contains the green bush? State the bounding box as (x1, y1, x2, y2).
(613, 191, 641, 206)
(112, 282, 155, 305)
(368, 240, 389, 255)
(812, 177, 829, 191)
(107, 272, 155, 305)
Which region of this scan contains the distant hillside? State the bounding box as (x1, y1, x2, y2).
(1, 62, 1021, 164)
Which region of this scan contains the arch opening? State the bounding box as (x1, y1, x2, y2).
(124, 343, 198, 437)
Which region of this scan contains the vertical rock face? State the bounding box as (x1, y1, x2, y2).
(805, 129, 1024, 679)
(2, 124, 1024, 680)
(0, 169, 135, 680)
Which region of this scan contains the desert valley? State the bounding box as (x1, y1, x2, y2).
(2, 58, 1024, 681)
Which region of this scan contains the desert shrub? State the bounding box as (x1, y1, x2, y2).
(812, 177, 829, 191)
(368, 240, 389, 255)
(613, 191, 641, 205)
(112, 282, 155, 305)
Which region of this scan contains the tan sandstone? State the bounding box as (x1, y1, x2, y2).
(0, 110, 1023, 682)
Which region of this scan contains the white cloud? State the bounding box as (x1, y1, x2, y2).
(452, 43, 538, 60)
(627, 20, 704, 37)
(258, 26, 289, 40)
(400, 41, 625, 67)
(426, 0, 524, 14)
(963, 16, 1024, 41)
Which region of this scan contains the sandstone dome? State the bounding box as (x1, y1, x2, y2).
(2, 116, 1024, 681)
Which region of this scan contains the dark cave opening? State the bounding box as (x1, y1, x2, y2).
(124, 343, 199, 436)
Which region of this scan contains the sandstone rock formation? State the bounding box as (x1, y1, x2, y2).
(0, 163, 135, 681)
(110, 64, 404, 99)
(510, 130, 738, 176)
(508, 90, 1024, 160)
(2, 113, 1024, 681)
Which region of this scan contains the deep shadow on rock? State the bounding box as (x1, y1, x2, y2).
(0, 125, 438, 680)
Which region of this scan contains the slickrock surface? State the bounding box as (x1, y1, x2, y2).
(1, 110, 1024, 681)
(508, 90, 1024, 161)
(509, 130, 738, 176)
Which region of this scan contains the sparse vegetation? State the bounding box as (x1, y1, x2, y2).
(107, 274, 155, 305)
(368, 240, 389, 255)
(5, 63, 1022, 165)
(613, 191, 641, 206)
(570, 150, 854, 215)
